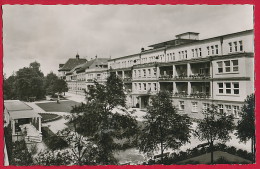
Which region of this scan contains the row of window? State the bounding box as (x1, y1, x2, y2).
(217, 59, 238, 73)
(229, 41, 243, 53)
(179, 101, 240, 117)
(111, 40, 244, 69)
(218, 82, 239, 95)
(133, 68, 157, 78)
(134, 82, 157, 91)
(207, 45, 219, 56)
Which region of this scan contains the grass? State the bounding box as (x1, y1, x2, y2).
(38, 113, 61, 123)
(36, 100, 82, 113)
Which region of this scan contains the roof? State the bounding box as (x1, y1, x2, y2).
(76, 58, 109, 73)
(59, 58, 87, 71)
(4, 100, 41, 119)
(4, 100, 33, 111)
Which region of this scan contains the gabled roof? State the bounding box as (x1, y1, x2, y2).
(76, 58, 109, 73)
(59, 58, 87, 71)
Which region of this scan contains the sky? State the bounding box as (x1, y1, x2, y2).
(3, 5, 254, 77)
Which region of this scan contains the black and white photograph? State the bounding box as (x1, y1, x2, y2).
(3, 5, 255, 166)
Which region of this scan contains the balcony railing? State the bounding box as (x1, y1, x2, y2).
(123, 77, 132, 82)
(173, 91, 211, 99)
(159, 74, 211, 80)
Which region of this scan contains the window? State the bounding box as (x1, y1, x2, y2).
(143, 69, 146, 77)
(234, 42, 238, 52)
(179, 101, 185, 110)
(207, 46, 210, 55)
(143, 83, 147, 90)
(229, 42, 232, 52)
(153, 68, 157, 77)
(225, 105, 232, 115)
(218, 104, 224, 113)
(195, 48, 198, 57)
(139, 83, 141, 91)
(203, 103, 210, 113)
(154, 83, 157, 91)
(217, 61, 223, 73)
(224, 61, 231, 72)
(138, 70, 141, 77)
(218, 83, 224, 93)
(192, 49, 194, 57)
(199, 48, 202, 57)
(148, 69, 151, 76)
(233, 106, 240, 117)
(134, 83, 137, 91)
(211, 46, 214, 55)
(233, 83, 239, 94)
(172, 53, 175, 60)
(185, 50, 187, 58)
(192, 102, 198, 112)
(232, 60, 239, 72)
(134, 70, 136, 78)
(239, 41, 243, 51)
(225, 83, 231, 94)
(215, 45, 219, 54)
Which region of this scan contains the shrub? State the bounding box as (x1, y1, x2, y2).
(10, 140, 33, 166)
(42, 127, 68, 151)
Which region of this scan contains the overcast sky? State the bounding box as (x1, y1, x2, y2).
(3, 5, 253, 77)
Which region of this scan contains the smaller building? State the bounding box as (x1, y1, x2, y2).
(4, 100, 42, 143)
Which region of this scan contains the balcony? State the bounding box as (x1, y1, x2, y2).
(159, 74, 211, 80)
(123, 77, 132, 83)
(173, 91, 211, 99)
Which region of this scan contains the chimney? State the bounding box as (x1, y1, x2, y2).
(76, 53, 80, 59)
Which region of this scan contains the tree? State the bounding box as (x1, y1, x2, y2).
(138, 91, 191, 164)
(70, 74, 138, 165)
(44, 72, 59, 96)
(4, 61, 45, 101)
(54, 79, 68, 96)
(35, 128, 99, 166)
(195, 104, 235, 164)
(236, 93, 255, 162)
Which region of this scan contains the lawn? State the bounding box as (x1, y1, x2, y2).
(36, 100, 82, 113)
(39, 113, 61, 123)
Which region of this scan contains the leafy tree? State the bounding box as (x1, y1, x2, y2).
(139, 91, 191, 164)
(4, 61, 45, 101)
(70, 73, 138, 165)
(195, 104, 235, 164)
(54, 78, 68, 95)
(45, 72, 59, 96)
(236, 93, 255, 162)
(10, 140, 33, 166)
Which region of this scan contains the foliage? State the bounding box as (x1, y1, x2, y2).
(39, 113, 61, 123)
(42, 127, 68, 150)
(236, 93, 255, 162)
(70, 74, 138, 165)
(139, 91, 191, 164)
(9, 140, 33, 166)
(194, 104, 235, 164)
(45, 72, 68, 96)
(4, 124, 13, 163)
(35, 150, 73, 166)
(4, 61, 45, 101)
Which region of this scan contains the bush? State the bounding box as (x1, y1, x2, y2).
(42, 127, 68, 151)
(10, 140, 33, 166)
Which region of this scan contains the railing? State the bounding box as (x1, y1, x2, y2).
(24, 135, 42, 143)
(159, 74, 211, 80)
(173, 92, 211, 99)
(123, 77, 132, 82)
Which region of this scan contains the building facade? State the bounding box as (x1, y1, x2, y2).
(108, 30, 254, 119)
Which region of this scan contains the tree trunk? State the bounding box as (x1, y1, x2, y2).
(161, 142, 164, 164)
(210, 140, 214, 164)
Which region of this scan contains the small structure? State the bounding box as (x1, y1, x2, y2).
(4, 100, 42, 143)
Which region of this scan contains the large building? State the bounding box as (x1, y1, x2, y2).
(61, 29, 254, 119)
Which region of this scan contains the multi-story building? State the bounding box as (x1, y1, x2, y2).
(65, 57, 109, 95)
(58, 53, 87, 80)
(108, 30, 254, 119)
